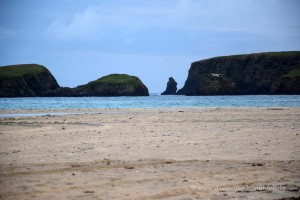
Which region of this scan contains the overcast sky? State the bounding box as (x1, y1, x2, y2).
(0, 0, 299, 93)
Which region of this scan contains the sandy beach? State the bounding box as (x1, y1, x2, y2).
(0, 107, 299, 199)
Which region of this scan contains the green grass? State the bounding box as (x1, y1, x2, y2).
(0, 64, 47, 79)
(87, 74, 139, 86)
(202, 51, 300, 62)
(90, 74, 139, 85)
(75, 74, 142, 92)
(282, 69, 300, 78)
(262, 51, 300, 58)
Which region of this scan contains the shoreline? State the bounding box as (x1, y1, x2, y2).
(1, 95, 300, 110)
(1, 107, 299, 199)
(0, 106, 295, 116)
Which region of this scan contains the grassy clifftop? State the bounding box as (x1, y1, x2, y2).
(0, 64, 59, 97)
(93, 74, 139, 84)
(0, 64, 48, 79)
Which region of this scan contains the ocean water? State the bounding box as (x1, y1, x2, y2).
(0, 95, 300, 110)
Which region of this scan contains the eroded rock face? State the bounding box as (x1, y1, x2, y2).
(0, 64, 59, 97)
(161, 77, 177, 95)
(177, 51, 300, 95)
(177, 73, 236, 96)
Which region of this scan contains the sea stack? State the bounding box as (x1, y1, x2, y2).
(161, 77, 177, 95)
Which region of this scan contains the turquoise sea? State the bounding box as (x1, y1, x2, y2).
(1, 95, 300, 110)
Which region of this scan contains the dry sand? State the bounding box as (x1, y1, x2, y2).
(0, 107, 299, 199)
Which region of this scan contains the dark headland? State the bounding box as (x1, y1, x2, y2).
(177, 51, 300, 95)
(0, 64, 149, 97)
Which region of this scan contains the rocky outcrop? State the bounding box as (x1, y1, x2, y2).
(177, 51, 300, 95)
(161, 77, 177, 95)
(0, 65, 149, 97)
(73, 74, 149, 96)
(0, 64, 59, 97)
(43, 87, 76, 97)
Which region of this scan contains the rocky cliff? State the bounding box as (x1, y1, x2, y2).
(0, 64, 59, 97)
(161, 77, 177, 95)
(177, 51, 300, 95)
(0, 65, 149, 97)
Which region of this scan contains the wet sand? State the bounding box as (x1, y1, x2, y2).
(0, 107, 299, 199)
